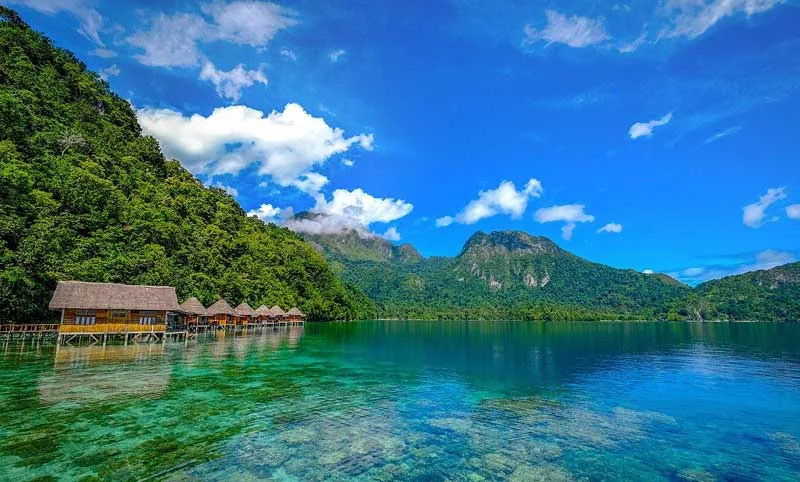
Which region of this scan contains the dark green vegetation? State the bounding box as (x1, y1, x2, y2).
(304, 227, 800, 321)
(692, 262, 800, 321)
(0, 8, 374, 323)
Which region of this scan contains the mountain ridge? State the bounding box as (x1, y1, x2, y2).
(301, 226, 798, 321)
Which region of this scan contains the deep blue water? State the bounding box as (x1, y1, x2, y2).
(1, 321, 799, 481)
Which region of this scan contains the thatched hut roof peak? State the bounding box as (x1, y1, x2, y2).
(269, 305, 286, 316)
(287, 307, 305, 316)
(180, 297, 207, 315)
(206, 299, 236, 316)
(235, 302, 256, 316)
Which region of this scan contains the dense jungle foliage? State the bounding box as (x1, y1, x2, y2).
(0, 8, 375, 322)
(306, 229, 800, 321)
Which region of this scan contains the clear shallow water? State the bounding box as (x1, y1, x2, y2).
(1, 321, 800, 481)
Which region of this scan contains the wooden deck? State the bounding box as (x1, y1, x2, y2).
(0, 324, 60, 339)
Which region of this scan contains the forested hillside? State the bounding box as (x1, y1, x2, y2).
(691, 262, 800, 321)
(304, 226, 800, 321)
(0, 8, 374, 322)
(303, 228, 692, 320)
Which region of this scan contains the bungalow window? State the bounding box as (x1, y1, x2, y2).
(76, 309, 96, 325)
(110, 310, 128, 320)
(139, 311, 158, 325)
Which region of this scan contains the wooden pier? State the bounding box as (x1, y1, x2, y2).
(0, 323, 60, 339)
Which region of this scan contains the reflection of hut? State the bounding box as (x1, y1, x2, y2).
(206, 299, 237, 327)
(42, 344, 170, 404)
(48, 281, 179, 341)
(235, 302, 256, 325)
(286, 307, 306, 324)
(180, 297, 208, 327)
(255, 305, 270, 324)
(269, 305, 287, 324)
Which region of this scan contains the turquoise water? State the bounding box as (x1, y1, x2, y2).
(1, 321, 800, 481)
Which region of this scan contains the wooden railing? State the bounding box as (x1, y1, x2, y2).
(0, 324, 60, 334)
(59, 323, 167, 334)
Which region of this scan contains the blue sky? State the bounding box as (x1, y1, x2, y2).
(6, 0, 800, 284)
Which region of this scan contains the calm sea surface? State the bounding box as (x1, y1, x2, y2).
(1, 321, 799, 481)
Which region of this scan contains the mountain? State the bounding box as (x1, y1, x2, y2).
(302, 228, 691, 320)
(692, 262, 800, 321)
(0, 8, 373, 322)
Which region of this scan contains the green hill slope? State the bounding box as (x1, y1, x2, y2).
(0, 8, 373, 322)
(302, 228, 690, 320)
(691, 262, 800, 321)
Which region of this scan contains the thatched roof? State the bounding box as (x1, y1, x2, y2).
(235, 302, 256, 316)
(287, 307, 305, 317)
(206, 299, 236, 316)
(179, 297, 207, 315)
(255, 305, 270, 315)
(269, 305, 286, 316)
(49, 281, 180, 311)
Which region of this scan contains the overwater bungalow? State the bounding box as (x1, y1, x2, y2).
(48, 281, 179, 342)
(179, 297, 208, 329)
(287, 307, 306, 324)
(269, 305, 287, 324)
(255, 305, 270, 323)
(235, 302, 256, 325)
(206, 299, 237, 327)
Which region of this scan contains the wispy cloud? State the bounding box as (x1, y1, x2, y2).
(99, 64, 120, 81)
(629, 112, 673, 139)
(671, 249, 796, 285)
(329, 48, 346, 62)
(660, 0, 783, 40)
(128, 1, 297, 67)
(523, 10, 609, 48)
(597, 223, 623, 234)
(280, 48, 297, 61)
(534, 204, 595, 240)
(9, 0, 105, 45)
(742, 187, 786, 228)
(704, 124, 743, 144)
(786, 204, 800, 220)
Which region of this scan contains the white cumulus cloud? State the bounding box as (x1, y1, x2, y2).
(435, 216, 454, 228)
(284, 189, 413, 237)
(534, 204, 595, 240)
(382, 227, 401, 241)
(742, 187, 786, 228)
(437, 179, 543, 227)
(341, 158, 355, 167)
(597, 222, 623, 233)
(787, 204, 800, 220)
(315, 188, 413, 227)
(629, 112, 673, 139)
(523, 10, 610, 48)
(247, 203, 282, 222)
(643, 269, 655, 274)
(200, 61, 268, 102)
(136, 103, 373, 190)
(660, 0, 782, 40)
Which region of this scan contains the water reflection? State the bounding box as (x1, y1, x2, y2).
(0, 321, 798, 481)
